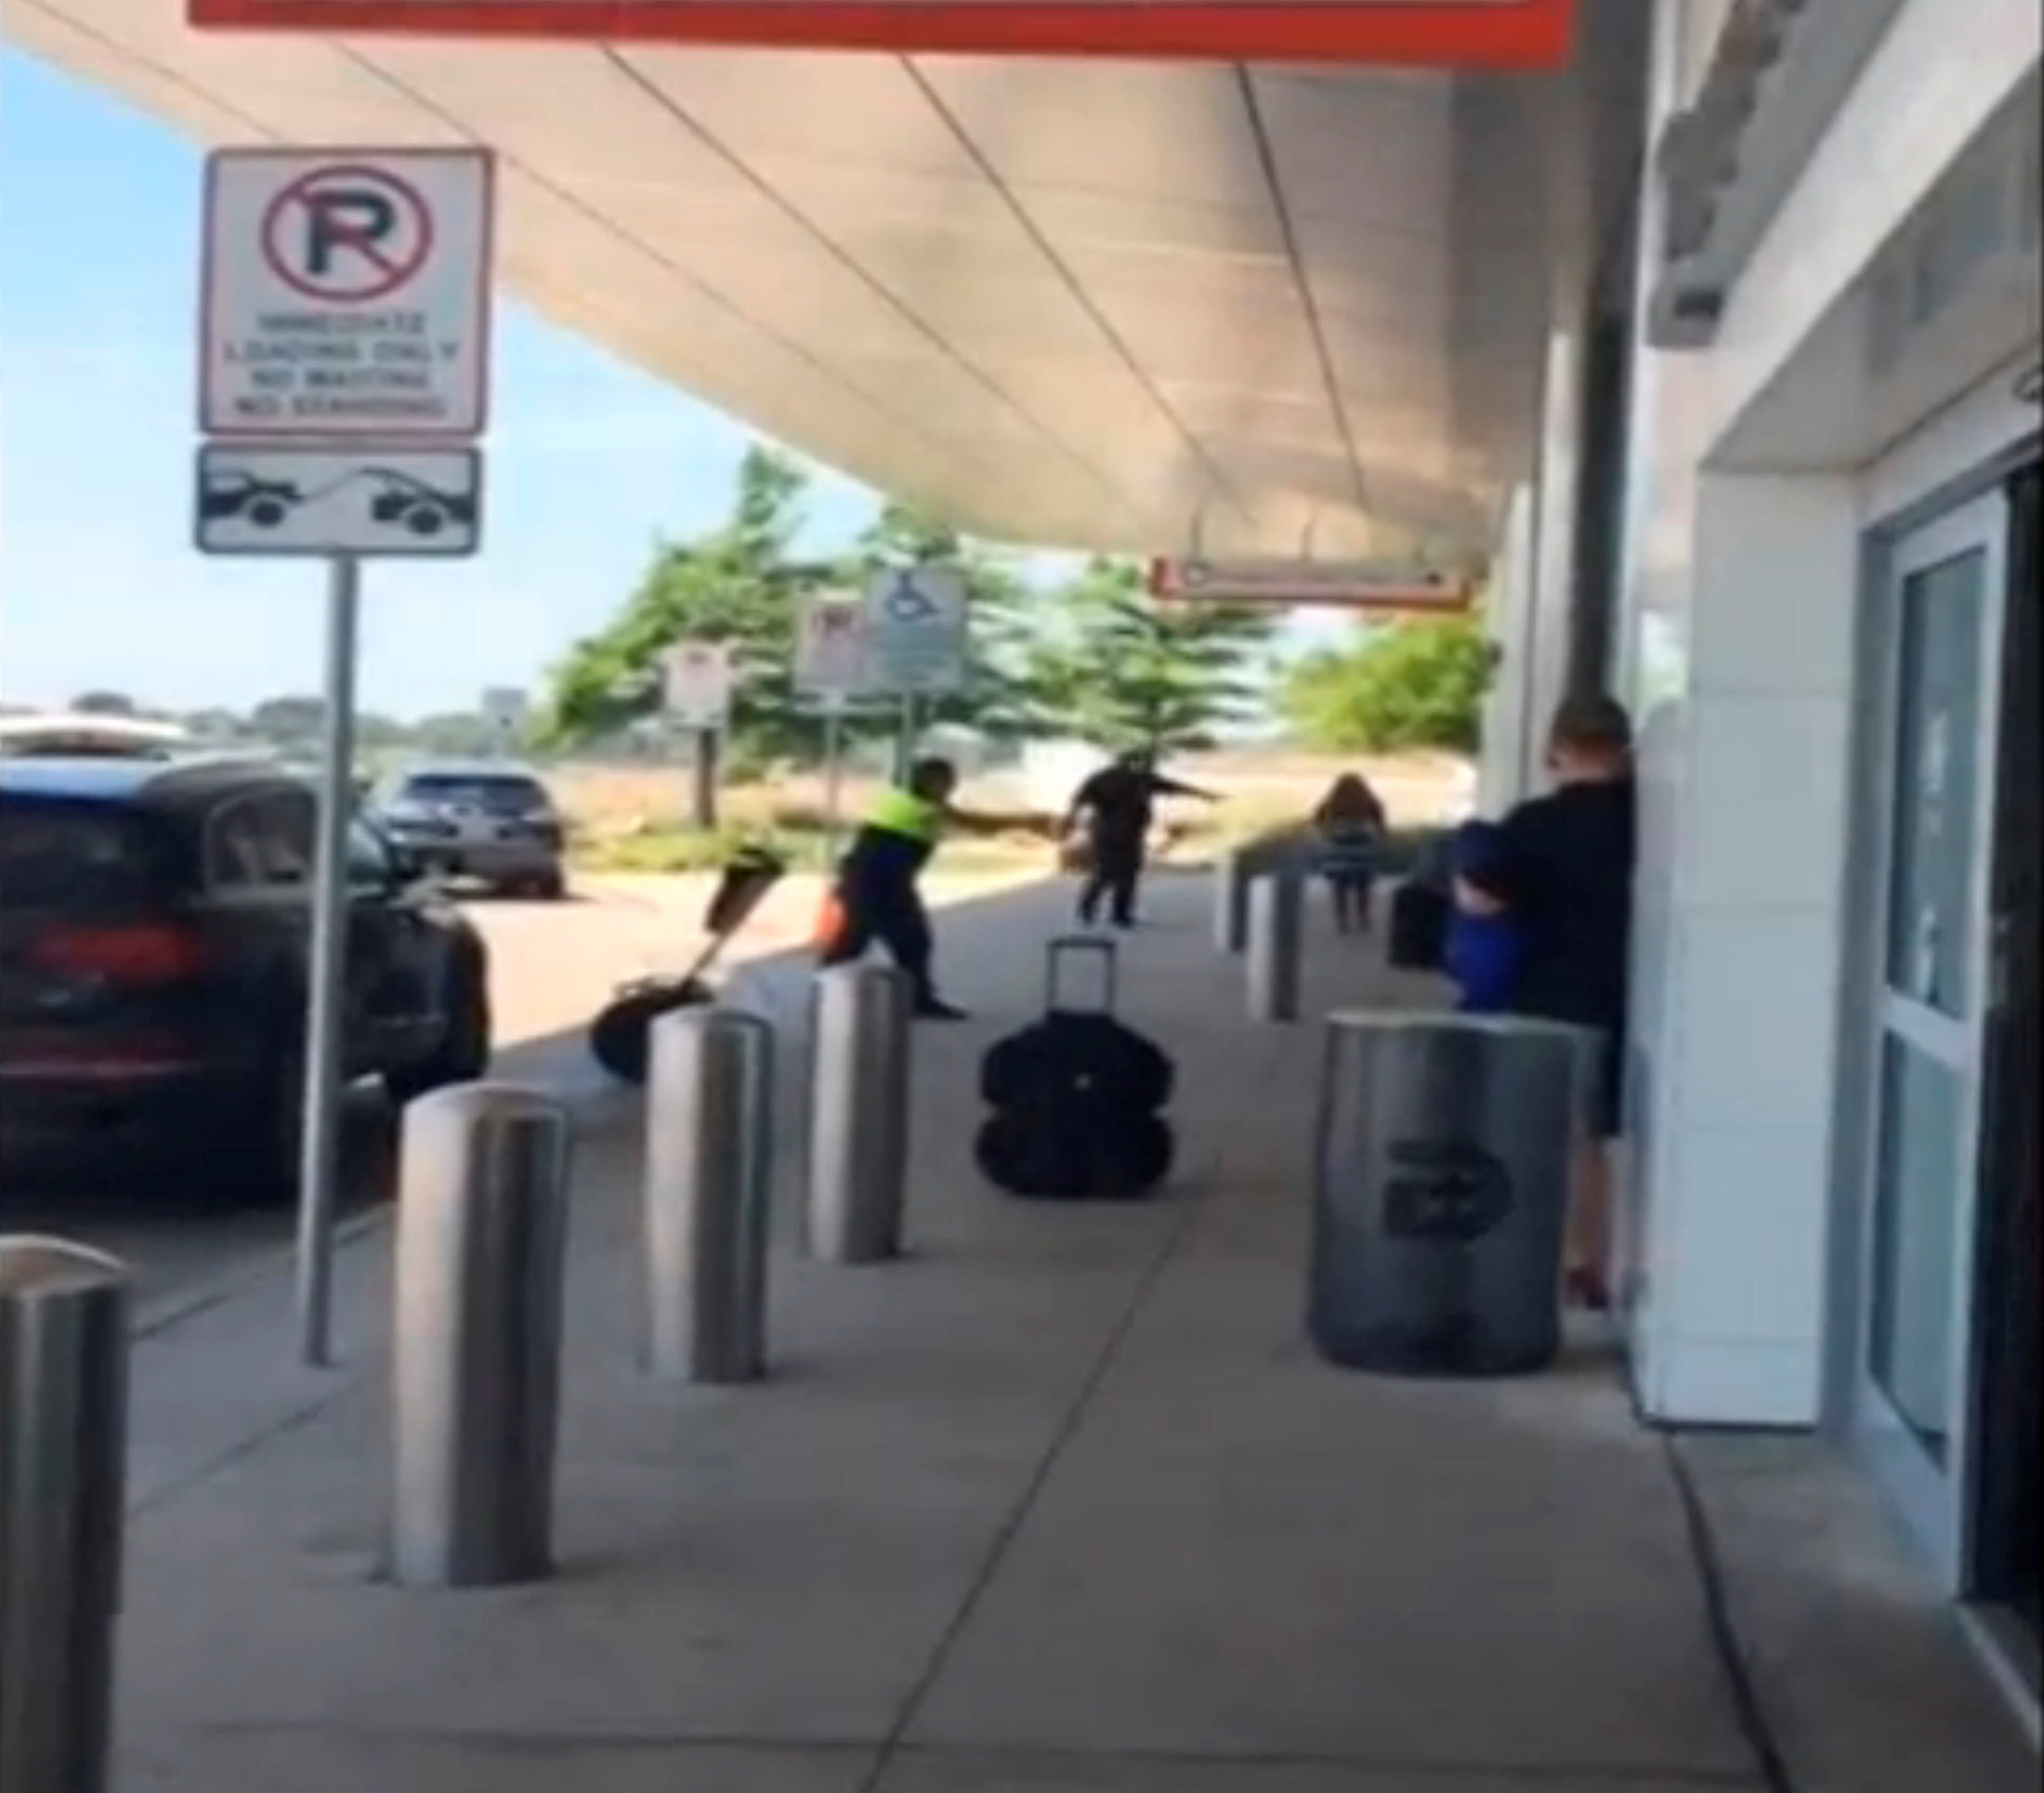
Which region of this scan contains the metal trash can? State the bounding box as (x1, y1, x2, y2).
(1308, 1013, 1594, 1377)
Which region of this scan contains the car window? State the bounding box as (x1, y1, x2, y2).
(207, 788, 313, 889)
(401, 773, 550, 813)
(0, 796, 164, 909)
(347, 820, 392, 886)
(255, 790, 315, 883)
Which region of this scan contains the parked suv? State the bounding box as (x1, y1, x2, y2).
(371, 761, 568, 898)
(0, 754, 492, 1195)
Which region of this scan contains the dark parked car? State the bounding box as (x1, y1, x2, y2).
(0, 754, 491, 1195)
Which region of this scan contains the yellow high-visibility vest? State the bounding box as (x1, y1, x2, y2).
(863, 787, 945, 842)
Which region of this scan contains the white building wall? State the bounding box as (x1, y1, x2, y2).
(1476, 483, 1538, 812)
(1618, 0, 2040, 1423)
(1525, 327, 1585, 758)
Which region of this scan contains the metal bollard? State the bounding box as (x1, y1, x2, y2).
(806, 962, 911, 1263)
(1212, 848, 1253, 953)
(0, 1238, 130, 1793)
(390, 1084, 572, 1590)
(1246, 865, 1305, 1022)
(644, 1006, 777, 1384)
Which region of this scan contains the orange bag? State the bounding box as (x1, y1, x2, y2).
(813, 890, 848, 954)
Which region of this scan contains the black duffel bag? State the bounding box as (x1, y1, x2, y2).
(980, 937, 1174, 1115)
(975, 1102, 1175, 1203)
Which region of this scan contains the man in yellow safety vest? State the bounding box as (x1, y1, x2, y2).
(819, 756, 1029, 1020)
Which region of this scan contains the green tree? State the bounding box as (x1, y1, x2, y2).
(1280, 613, 1491, 753)
(1024, 558, 1277, 752)
(541, 446, 826, 823)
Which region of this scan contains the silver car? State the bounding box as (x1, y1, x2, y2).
(372, 761, 568, 897)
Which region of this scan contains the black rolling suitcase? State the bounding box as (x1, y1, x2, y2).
(975, 937, 1175, 1202)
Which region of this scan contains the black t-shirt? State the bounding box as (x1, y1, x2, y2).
(1495, 776, 1636, 1029)
(1075, 766, 1175, 842)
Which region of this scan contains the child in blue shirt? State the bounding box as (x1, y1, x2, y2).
(1444, 819, 1522, 1013)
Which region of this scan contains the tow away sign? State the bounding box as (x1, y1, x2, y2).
(194, 443, 482, 557)
(1148, 556, 1475, 613)
(200, 147, 494, 438)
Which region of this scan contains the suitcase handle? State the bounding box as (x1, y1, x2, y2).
(1045, 935, 1118, 1014)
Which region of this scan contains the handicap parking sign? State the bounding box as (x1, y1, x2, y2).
(861, 565, 968, 696)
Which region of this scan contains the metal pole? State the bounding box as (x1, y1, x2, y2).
(1246, 865, 1304, 1022)
(294, 553, 361, 1368)
(820, 700, 845, 868)
(892, 693, 917, 784)
(806, 963, 911, 1263)
(1213, 846, 1253, 954)
(0, 1238, 130, 1793)
(644, 1007, 776, 1383)
(389, 1084, 572, 1590)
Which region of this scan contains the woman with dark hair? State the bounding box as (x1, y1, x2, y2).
(1313, 772, 1388, 936)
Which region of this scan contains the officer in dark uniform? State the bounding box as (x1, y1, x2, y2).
(820, 756, 1029, 1020)
(1062, 748, 1217, 928)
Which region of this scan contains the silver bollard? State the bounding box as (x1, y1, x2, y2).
(806, 962, 911, 1263)
(1246, 866, 1305, 1022)
(0, 1238, 130, 1793)
(645, 1006, 776, 1383)
(1212, 847, 1253, 953)
(390, 1084, 572, 1590)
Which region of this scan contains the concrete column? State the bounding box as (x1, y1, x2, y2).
(1625, 470, 1859, 1428)
(1524, 323, 1584, 766)
(1477, 483, 1539, 813)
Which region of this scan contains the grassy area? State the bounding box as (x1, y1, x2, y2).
(565, 785, 1447, 880)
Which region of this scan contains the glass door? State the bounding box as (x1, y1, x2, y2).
(1856, 491, 2008, 1581)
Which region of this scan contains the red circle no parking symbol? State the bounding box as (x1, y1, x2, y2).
(259, 164, 436, 305)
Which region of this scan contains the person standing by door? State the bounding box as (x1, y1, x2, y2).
(1488, 695, 1638, 1310)
(1063, 748, 1219, 929)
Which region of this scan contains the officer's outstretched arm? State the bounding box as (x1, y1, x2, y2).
(946, 804, 1052, 837)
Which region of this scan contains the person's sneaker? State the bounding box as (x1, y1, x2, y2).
(914, 999, 970, 1022)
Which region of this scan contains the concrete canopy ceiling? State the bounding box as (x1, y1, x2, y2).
(5, 2, 1626, 561)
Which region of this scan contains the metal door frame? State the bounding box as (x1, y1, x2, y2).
(1850, 488, 2010, 1585)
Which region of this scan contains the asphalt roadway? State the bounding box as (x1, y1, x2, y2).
(0, 872, 839, 1327)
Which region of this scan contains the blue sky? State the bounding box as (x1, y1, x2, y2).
(0, 49, 902, 721)
(0, 50, 1339, 725)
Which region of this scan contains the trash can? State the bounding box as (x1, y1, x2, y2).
(1307, 1013, 1595, 1377)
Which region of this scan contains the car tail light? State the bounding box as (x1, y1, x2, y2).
(33, 923, 209, 988)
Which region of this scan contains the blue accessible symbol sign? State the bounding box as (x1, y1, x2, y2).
(861, 566, 968, 696)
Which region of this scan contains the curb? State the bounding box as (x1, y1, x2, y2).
(130, 1203, 396, 1342)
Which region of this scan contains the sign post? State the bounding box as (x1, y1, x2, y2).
(480, 687, 528, 756)
(662, 641, 734, 830)
(295, 554, 360, 1367)
(199, 144, 494, 1368)
(793, 594, 869, 859)
(860, 565, 967, 790)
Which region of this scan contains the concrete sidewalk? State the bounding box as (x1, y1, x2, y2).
(107, 870, 2032, 1792)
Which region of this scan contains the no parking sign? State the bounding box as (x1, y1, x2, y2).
(199, 147, 494, 437)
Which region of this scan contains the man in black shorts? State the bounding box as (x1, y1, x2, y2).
(1493, 695, 1637, 1310)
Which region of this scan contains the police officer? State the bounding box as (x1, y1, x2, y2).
(820, 756, 1025, 1021)
(1062, 748, 1217, 929)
